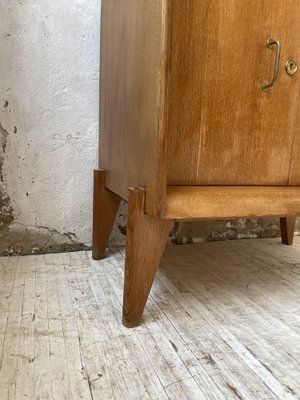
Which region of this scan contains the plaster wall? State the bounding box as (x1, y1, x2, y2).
(0, 0, 100, 254)
(0, 0, 299, 255)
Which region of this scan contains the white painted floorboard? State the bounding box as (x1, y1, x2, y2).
(0, 237, 300, 399)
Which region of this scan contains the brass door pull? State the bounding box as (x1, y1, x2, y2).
(262, 38, 281, 92)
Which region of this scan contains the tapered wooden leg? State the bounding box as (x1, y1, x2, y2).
(280, 216, 296, 246)
(122, 188, 172, 328)
(92, 170, 121, 260)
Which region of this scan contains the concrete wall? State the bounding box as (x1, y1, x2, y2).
(0, 0, 299, 255)
(0, 0, 100, 254)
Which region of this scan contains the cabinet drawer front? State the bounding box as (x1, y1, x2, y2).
(166, 0, 300, 185)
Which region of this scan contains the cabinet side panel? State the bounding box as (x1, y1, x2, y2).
(99, 0, 167, 216)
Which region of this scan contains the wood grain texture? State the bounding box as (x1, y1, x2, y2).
(166, 0, 300, 185)
(92, 170, 121, 260)
(123, 188, 172, 327)
(99, 0, 168, 216)
(289, 105, 300, 184)
(163, 186, 300, 220)
(280, 216, 296, 245)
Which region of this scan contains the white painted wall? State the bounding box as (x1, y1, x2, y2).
(0, 0, 101, 245)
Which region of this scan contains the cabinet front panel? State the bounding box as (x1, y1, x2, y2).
(166, 0, 300, 185)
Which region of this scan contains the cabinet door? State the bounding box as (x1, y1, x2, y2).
(166, 0, 300, 185)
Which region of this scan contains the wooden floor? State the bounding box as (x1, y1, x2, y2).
(0, 238, 300, 399)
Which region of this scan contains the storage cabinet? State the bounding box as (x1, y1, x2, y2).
(93, 0, 300, 327)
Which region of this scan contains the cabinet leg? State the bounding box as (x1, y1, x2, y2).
(280, 216, 296, 246)
(122, 188, 172, 328)
(92, 170, 121, 260)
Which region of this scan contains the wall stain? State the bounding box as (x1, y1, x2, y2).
(170, 221, 193, 245)
(0, 121, 14, 233)
(0, 223, 89, 256)
(170, 218, 284, 245)
(0, 121, 89, 256)
(118, 224, 127, 235)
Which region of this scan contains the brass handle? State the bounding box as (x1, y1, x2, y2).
(262, 38, 281, 92)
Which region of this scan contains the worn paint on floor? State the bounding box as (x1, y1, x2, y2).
(0, 238, 300, 399)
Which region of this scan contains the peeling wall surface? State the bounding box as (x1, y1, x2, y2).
(0, 0, 100, 254)
(0, 1, 299, 255)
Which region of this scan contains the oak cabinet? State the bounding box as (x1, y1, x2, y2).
(93, 0, 300, 327)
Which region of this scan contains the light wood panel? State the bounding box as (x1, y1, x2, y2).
(166, 0, 300, 185)
(2, 239, 300, 398)
(163, 186, 300, 220)
(99, 0, 169, 216)
(123, 188, 172, 327)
